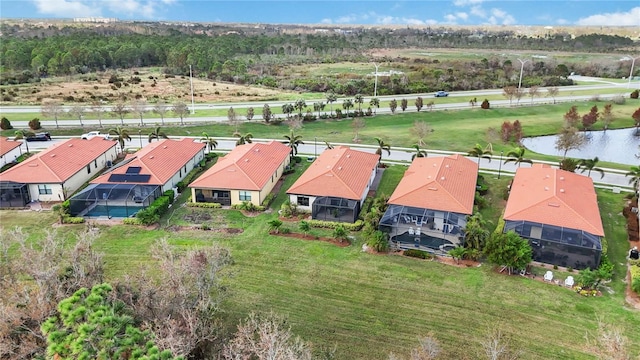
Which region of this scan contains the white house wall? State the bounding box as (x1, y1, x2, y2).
(164, 149, 204, 193)
(0, 146, 22, 168)
(288, 194, 317, 212)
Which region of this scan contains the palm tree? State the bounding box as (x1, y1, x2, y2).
(14, 130, 35, 153)
(325, 92, 337, 117)
(294, 99, 306, 119)
(283, 130, 304, 158)
(235, 133, 253, 146)
(281, 103, 294, 119)
(354, 94, 364, 114)
(108, 126, 132, 153)
(578, 157, 605, 179)
(200, 132, 218, 152)
(148, 126, 168, 142)
(467, 143, 492, 169)
(374, 137, 391, 165)
(342, 99, 353, 117)
(503, 147, 532, 167)
(411, 144, 427, 160)
(369, 97, 380, 115)
(267, 219, 283, 234)
(626, 166, 640, 194)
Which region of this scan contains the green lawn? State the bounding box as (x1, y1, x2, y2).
(1, 162, 638, 359)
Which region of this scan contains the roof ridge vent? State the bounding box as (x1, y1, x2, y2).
(440, 176, 445, 180)
(428, 187, 438, 191)
(560, 188, 565, 193)
(559, 176, 565, 181)
(163, 145, 167, 149)
(337, 166, 342, 170)
(149, 155, 154, 159)
(68, 144, 73, 147)
(544, 186, 549, 191)
(548, 202, 560, 207)
(51, 154, 56, 157)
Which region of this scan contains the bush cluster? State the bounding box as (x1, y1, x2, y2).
(630, 262, 640, 294)
(261, 193, 276, 208)
(122, 217, 143, 225)
(29, 118, 42, 130)
(135, 195, 171, 225)
(0, 116, 12, 130)
(186, 202, 222, 209)
(404, 249, 433, 259)
(306, 219, 364, 231)
(63, 216, 85, 224)
(231, 201, 265, 212)
(631, 89, 639, 99)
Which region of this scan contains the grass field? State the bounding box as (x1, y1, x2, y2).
(1, 160, 638, 359)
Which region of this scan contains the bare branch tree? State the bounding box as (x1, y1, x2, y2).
(412, 121, 431, 147)
(131, 99, 147, 127)
(584, 318, 631, 360)
(480, 328, 520, 360)
(153, 100, 168, 125)
(547, 87, 559, 104)
(352, 117, 365, 143)
(172, 102, 189, 126)
(111, 101, 129, 126)
(90, 101, 105, 128)
(68, 104, 86, 127)
(41, 100, 64, 129)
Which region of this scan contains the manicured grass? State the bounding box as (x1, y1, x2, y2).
(2, 162, 639, 359)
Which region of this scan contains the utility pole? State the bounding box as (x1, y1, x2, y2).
(498, 150, 503, 179)
(627, 56, 639, 89)
(372, 62, 379, 98)
(189, 64, 195, 115)
(517, 58, 530, 93)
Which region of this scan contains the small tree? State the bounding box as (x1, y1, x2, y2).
(415, 96, 424, 112)
(299, 220, 310, 237)
(42, 100, 64, 129)
(333, 225, 348, 243)
(228, 107, 239, 135)
(527, 86, 540, 105)
(90, 101, 105, 128)
(631, 89, 639, 99)
(68, 104, 86, 127)
(352, 117, 365, 142)
(153, 100, 168, 125)
(172, 102, 189, 126)
(401, 98, 408, 112)
(246, 107, 254, 122)
(111, 101, 129, 126)
(130, 99, 147, 127)
(0, 116, 12, 130)
(200, 132, 218, 152)
(547, 87, 559, 104)
(389, 99, 398, 114)
(502, 86, 517, 106)
(481, 99, 490, 109)
(262, 104, 272, 123)
(632, 107, 640, 135)
(563, 105, 580, 127)
(601, 103, 614, 130)
(148, 126, 168, 142)
(581, 105, 599, 130)
(369, 97, 380, 115)
(484, 231, 532, 274)
(267, 219, 283, 234)
(555, 125, 585, 159)
(28, 118, 42, 130)
(413, 121, 431, 147)
(448, 247, 466, 264)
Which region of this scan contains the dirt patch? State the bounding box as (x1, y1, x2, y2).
(269, 231, 349, 247)
(165, 225, 243, 234)
(435, 256, 481, 268)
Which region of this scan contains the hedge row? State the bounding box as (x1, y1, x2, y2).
(306, 219, 364, 231)
(231, 202, 265, 212)
(122, 217, 143, 225)
(631, 263, 640, 294)
(63, 216, 85, 224)
(404, 249, 434, 259)
(136, 195, 171, 225)
(186, 202, 222, 209)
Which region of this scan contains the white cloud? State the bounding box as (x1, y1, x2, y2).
(32, 0, 101, 18)
(320, 11, 430, 26)
(556, 18, 569, 25)
(485, 7, 516, 25)
(31, 0, 176, 19)
(444, 14, 458, 23)
(453, 0, 484, 7)
(470, 5, 486, 18)
(576, 7, 640, 26)
(455, 12, 469, 20)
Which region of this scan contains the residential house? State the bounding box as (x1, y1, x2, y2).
(189, 141, 290, 206)
(69, 138, 205, 217)
(378, 154, 478, 253)
(503, 164, 604, 270)
(0, 136, 22, 169)
(0, 138, 117, 207)
(287, 146, 379, 223)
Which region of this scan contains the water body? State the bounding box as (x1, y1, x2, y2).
(520, 128, 640, 166)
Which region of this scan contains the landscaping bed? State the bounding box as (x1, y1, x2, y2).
(268, 230, 349, 247)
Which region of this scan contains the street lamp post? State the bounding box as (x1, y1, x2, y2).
(314, 137, 317, 158)
(189, 64, 195, 115)
(517, 58, 530, 93)
(372, 62, 379, 98)
(498, 150, 503, 179)
(138, 130, 142, 148)
(627, 55, 639, 89)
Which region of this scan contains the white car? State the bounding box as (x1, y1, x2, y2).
(81, 131, 110, 140)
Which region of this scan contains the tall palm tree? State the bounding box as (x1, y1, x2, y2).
(626, 165, 640, 195)
(411, 144, 427, 160)
(294, 99, 306, 119)
(108, 126, 132, 154)
(325, 92, 337, 117)
(148, 126, 168, 142)
(234, 133, 253, 146)
(342, 99, 353, 117)
(14, 130, 35, 153)
(578, 157, 605, 179)
(369, 97, 380, 115)
(200, 132, 218, 152)
(503, 147, 532, 167)
(283, 130, 304, 158)
(281, 103, 294, 119)
(354, 93, 364, 114)
(467, 143, 492, 169)
(374, 137, 391, 165)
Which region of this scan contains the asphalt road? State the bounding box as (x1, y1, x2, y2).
(16, 135, 635, 191)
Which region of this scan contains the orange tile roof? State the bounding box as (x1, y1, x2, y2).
(0, 138, 116, 184)
(388, 154, 478, 214)
(287, 146, 379, 200)
(504, 164, 604, 236)
(189, 141, 291, 191)
(91, 138, 204, 185)
(0, 137, 21, 157)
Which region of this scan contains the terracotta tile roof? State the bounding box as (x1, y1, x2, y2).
(189, 141, 291, 191)
(0, 138, 116, 184)
(504, 164, 604, 236)
(92, 138, 204, 185)
(0, 137, 21, 157)
(287, 146, 379, 200)
(388, 154, 478, 214)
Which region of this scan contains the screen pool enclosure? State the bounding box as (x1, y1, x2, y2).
(69, 183, 161, 218)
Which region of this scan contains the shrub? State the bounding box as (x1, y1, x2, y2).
(62, 216, 85, 224)
(481, 99, 490, 109)
(306, 219, 364, 231)
(631, 90, 639, 99)
(567, 267, 573, 272)
(122, 217, 143, 225)
(28, 118, 42, 130)
(367, 230, 390, 252)
(474, 192, 488, 210)
(404, 249, 432, 259)
(0, 116, 12, 130)
(261, 193, 276, 208)
(611, 95, 626, 105)
(231, 201, 265, 212)
(632, 277, 640, 294)
(280, 199, 298, 218)
(135, 195, 171, 225)
(186, 202, 222, 209)
(163, 189, 175, 204)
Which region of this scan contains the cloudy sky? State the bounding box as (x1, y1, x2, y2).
(2, 0, 639, 26)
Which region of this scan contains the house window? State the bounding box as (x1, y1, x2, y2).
(297, 196, 309, 206)
(239, 191, 251, 201)
(87, 164, 91, 174)
(38, 184, 52, 195)
(179, 170, 182, 177)
(94, 159, 97, 167)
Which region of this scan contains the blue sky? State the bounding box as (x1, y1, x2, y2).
(2, 1, 639, 26)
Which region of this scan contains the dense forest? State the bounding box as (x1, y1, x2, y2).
(1, 22, 638, 95)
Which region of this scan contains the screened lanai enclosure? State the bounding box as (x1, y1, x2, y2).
(69, 183, 161, 218)
(312, 196, 360, 223)
(504, 220, 602, 270)
(379, 205, 467, 253)
(0, 181, 30, 208)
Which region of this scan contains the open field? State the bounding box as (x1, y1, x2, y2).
(1, 160, 638, 359)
